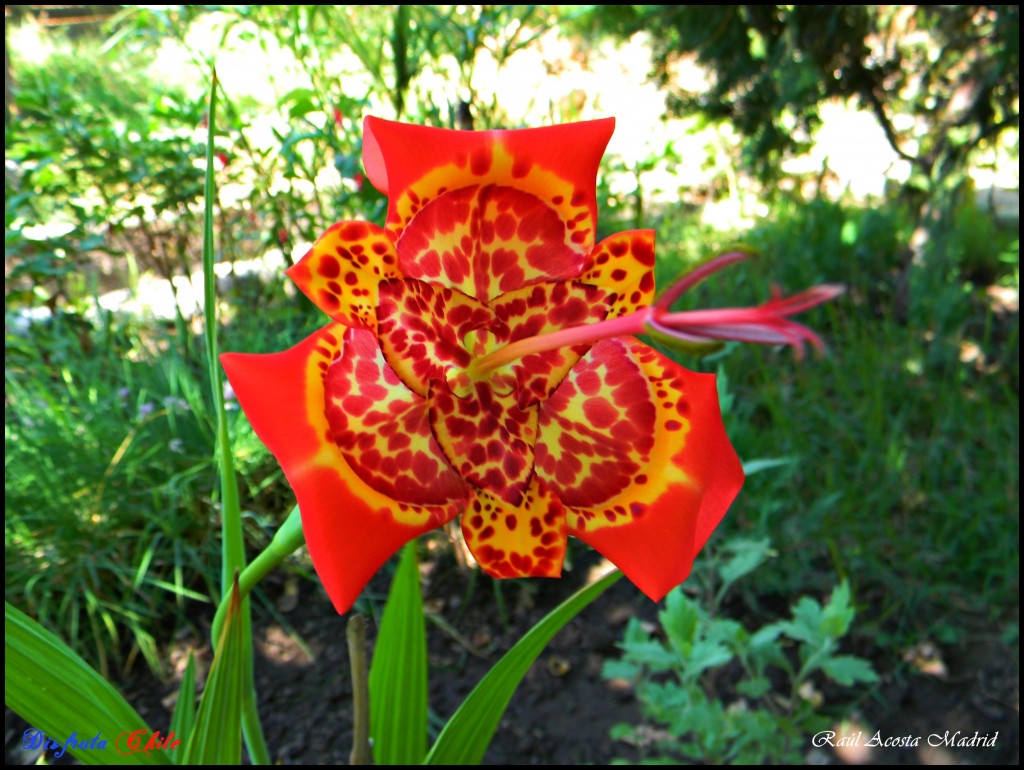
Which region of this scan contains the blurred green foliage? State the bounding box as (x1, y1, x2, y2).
(6, 42, 205, 308)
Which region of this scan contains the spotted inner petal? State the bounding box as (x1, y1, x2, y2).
(565, 338, 743, 602)
(563, 338, 717, 534)
(287, 221, 401, 330)
(535, 338, 657, 509)
(396, 184, 585, 303)
(324, 327, 468, 506)
(490, 281, 610, 408)
(429, 380, 539, 507)
(579, 230, 657, 318)
(377, 278, 495, 397)
(462, 477, 566, 579)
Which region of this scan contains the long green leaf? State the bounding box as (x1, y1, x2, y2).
(4, 602, 168, 765)
(182, 580, 244, 765)
(203, 69, 243, 615)
(425, 569, 623, 765)
(202, 67, 269, 765)
(368, 543, 428, 764)
(169, 653, 196, 765)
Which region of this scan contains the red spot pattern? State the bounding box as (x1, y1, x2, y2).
(377, 278, 494, 396)
(536, 338, 657, 508)
(287, 221, 400, 330)
(461, 478, 566, 578)
(429, 380, 539, 508)
(578, 230, 657, 318)
(395, 184, 585, 303)
(563, 338, 701, 535)
(470, 146, 493, 176)
(490, 281, 609, 407)
(289, 215, 681, 580)
(324, 327, 468, 506)
(304, 226, 666, 563)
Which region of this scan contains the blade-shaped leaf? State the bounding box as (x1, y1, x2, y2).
(425, 569, 622, 765)
(4, 602, 169, 765)
(169, 653, 196, 764)
(182, 581, 244, 765)
(203, 68, 269, 766)
(368, 542, 428, 764)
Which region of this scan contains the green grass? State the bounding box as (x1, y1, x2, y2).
(3, 295, 314, 676)
(652, 196, 1019, 636)
(5, 313, 215, 674)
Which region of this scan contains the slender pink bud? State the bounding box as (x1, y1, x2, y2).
(646, 251, 844, 359)
(469, 250, 842, 375)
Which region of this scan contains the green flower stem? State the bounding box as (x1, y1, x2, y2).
(346, 615, 372, 765)
(208, 505, 303, 766)
(211, 506, 305, 645)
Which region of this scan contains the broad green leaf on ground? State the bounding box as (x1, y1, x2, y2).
(821, 654, 878, 686)
(4, 601, 169, 765)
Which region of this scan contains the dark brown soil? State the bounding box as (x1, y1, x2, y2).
(5, 548, 1019, 765)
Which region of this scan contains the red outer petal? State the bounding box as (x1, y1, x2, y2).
(221, 325, 460, 614)
(363, 119, 388, 195)
(362, 115, 613, 257)
(567, 339, 744, 602)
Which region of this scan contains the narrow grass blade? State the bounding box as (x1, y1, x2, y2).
(202, 69, 244, 607)
(182, 580, 244, 765)
(4, 602, 168, 765)
(202, 68, 269, 765)
(168, 653, 196, 764)
(368, 543, 428, 764)
(424, 569, 623, 765)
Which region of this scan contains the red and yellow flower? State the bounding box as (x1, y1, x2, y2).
(222, 117, 835, 614)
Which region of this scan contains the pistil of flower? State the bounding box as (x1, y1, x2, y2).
(467, 251, 844, 378)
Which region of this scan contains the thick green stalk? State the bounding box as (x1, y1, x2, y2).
(346, 616, 372, 765)
(211, 506, 305, 643)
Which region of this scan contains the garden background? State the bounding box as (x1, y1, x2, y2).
(4, 5, 1019, 764)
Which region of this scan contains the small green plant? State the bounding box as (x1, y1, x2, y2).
(604, 539, 877, 764)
